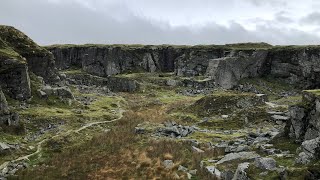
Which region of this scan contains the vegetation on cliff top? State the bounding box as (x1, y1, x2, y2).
(44, 42, 273, 50)
(0, 37, 23, 60)
(0, 25, 51, 57)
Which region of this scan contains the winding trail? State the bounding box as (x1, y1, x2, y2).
(0, 100, 125, 171)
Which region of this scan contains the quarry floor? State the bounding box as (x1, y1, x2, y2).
(0, 72, 319, 179)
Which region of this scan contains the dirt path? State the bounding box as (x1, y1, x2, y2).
(0, 100, 125, 171)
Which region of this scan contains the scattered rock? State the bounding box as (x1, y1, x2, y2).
(42, 86, 74, 99)
(217, 152, 260, 164)
(135, 127, 146, 134)
(178, 165, 188, 172)
(206, 166, 221, 178)
(232, 162, 250, 180)
(254, 157, 277, 170)
(271, 115, 289, 121)
(0, 142, 10, 151)
(296, 137, 320, 164)
(162, 160, 174, 169)
(157, 121, 194, 138)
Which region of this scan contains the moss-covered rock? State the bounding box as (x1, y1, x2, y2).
(0, 25, 58, 83)
(190, 92, 266, 117)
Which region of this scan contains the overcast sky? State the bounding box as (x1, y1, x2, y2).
(1, 0, 320, 45)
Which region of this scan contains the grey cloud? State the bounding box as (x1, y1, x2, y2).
(300, 12, 320, 25)
(246, 0, 287, 7)
(0, 0, 319, 45)
(274, 12, 294, 23)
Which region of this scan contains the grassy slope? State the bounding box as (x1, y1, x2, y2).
(0, 25, 50, 57)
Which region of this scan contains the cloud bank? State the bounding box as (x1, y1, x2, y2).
(0, 0, 320, 45)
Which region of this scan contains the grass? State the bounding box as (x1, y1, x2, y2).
(239, 76, 298, 100)
(16, 109, 221, 179)
(270, 136, 300, 153)
(303, 89, 320, 96)
(189, 131, 246, 143)
(45, 42, 273, 51)
(189, 91, 264, 117)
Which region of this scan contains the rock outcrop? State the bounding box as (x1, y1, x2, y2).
(48, 44, 320, 90)
(47, 45, 182, 76)
(268, 46, 320, 89)
(65, 72, 139, 92)
(0, 57, 31, 100)
(288, 90, 320, 141)
(287, 90, 320, 164)
(0, 25, 58, 83)
(0, 87, 19, 125)
(0, 35, 31, 100)
(205, 50, 269, 89)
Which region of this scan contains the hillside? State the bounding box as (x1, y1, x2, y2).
(0, 25, 319, 179)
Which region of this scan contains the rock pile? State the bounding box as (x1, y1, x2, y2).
(157, 121, 195, 138)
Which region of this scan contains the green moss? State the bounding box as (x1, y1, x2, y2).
(270, 136, 300, 153)
(239, 76, 297, 100)
(44, 42, 272, 51)
(189, 91, 263, 117)
(271, 96, 302, 106)
(0, 36, 23, 60)
(303, 89, 320, 96)
(189, 131, 246, 143)
(224, 42, 273, 49)
(247, 164, 279, 180)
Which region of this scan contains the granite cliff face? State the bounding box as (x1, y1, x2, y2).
(268, 47, 320, 89)
(47, 45, 182, 76)
(48, 44, 320, 90)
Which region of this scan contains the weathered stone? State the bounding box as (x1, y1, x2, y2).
(288, 106, 306, 140)
(42, 86, 74, 99)
(217, 152, 260, 164)
(232, 162, 250, 180)
(192, 146, 204, 153)
(0, 142, 10, 151)
(178, 165, 188, 172)
(48, 45, 179, 76)
(206, 50, 268, 89)
(254, 157, 277, 170)
(162, 160, 174, 169)
(206, 166, 221, 178)
(0, 58, 31, 100)
(271, 115, 289, 121)
(296, 137, 320, 164)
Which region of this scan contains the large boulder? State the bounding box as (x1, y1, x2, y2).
(296, 137, 320, 164)
(42, 86, 74, 99)
(175, 48, 223, 77)
(232, 162, 250, 180)
(254, 157, 277, 170)
(287, 90, 320, 141)
(206, 50, 269, 89)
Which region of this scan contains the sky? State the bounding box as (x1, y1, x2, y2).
(1, 0, 320, 45)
